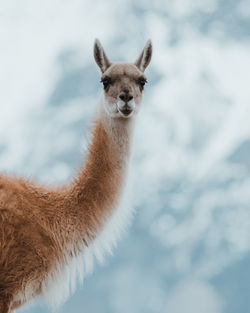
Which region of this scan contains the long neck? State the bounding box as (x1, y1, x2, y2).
(68, 101, 134, 245)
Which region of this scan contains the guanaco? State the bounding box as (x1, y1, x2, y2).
(0, 39, 152, 312)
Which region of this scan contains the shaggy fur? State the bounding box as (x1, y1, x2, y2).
(0, 39, 152, 312)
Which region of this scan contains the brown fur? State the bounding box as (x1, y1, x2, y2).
(0, 39, 152, 312)
(0, 117, 129, 310)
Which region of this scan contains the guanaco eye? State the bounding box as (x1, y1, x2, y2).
(137, 77, 147, 89)
(100, 76, 112, 90)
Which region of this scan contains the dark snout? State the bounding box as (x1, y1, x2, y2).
(119, 89, 133, 103)
(118, 89, 135, 117)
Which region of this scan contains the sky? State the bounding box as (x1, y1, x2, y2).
(1, 1, 250, 313)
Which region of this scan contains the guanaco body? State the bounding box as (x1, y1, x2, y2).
(0, 39, 152, 312)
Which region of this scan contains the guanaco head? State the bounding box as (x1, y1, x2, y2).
(94, 39, 152, 118)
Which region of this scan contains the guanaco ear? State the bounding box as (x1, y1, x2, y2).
(135, 39, 152, 72)
(94, 39, 111, 73)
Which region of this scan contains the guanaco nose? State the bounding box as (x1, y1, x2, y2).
(119, 89, 133, 102)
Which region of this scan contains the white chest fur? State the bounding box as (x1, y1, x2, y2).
(42, 179, 134, 309)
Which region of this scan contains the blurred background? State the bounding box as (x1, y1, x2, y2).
(0, 0, 250, 312)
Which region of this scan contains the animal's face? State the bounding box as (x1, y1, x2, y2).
(101, 64, 147, 118)
(94, 39, 152, 118)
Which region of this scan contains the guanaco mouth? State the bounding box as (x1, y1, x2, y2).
(118, 107, 133, 117)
